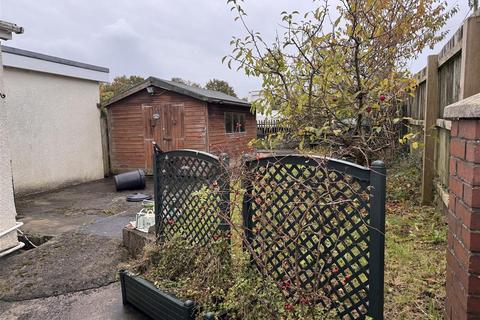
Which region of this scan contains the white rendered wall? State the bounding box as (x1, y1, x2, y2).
(0, 47, 19, 251)
(4, 67, 104, 194)
(2, 49, 109, 82)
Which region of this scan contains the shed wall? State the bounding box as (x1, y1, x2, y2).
(207, 104, 256, 158)
(108, 91, 149, 173)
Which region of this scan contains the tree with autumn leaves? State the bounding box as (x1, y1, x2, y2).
(205, 78, 238, 97)
(225, 0, 457, 164)
(100, 75, 145, 103)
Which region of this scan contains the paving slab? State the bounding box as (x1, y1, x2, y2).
(0, 282, 148, 320)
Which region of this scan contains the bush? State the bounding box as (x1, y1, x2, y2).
(129, 235, 336, 319)
(387, 154, 422, 205)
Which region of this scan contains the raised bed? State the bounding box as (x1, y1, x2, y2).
(120, 270, 196, 320)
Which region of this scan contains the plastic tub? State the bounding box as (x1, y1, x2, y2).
(114, 169, 146, 191)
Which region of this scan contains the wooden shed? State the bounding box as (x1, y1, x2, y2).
(103, 77, 256, 174)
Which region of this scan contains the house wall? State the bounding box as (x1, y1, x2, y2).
(207, 104, 256, 159)
(0, 46, 19, 252)
(108, 89, 208, 173)
(3, 67, 104, 194)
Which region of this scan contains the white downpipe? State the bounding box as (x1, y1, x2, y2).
(0, 221, 23, 238)
(0, 222, 24, 257)
(0, 241, 24, 258)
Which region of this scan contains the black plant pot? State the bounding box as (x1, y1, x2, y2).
(120, 270, 196, 320)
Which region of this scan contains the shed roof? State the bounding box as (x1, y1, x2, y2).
(102, 76, 250, 107)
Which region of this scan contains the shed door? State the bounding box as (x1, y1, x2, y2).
(160, 103, 185, 151)
(143, 103, 185, 174)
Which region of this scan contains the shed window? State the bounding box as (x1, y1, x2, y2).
(225, 112, 246, 133)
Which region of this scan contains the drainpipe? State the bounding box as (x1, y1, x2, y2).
(0, 20, 24, 257)
(0, 222, 24, 257)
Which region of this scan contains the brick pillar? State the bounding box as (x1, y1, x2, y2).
(445, 94, 480, 319)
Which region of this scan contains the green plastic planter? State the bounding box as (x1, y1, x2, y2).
(120, 270, 196, 320)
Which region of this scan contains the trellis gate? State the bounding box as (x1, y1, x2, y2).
(242, 155, 385, 319)
(154, 149, 230, 245)
(154, 149, 385, 319)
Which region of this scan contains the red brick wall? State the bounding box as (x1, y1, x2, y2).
(446, 119, 480, 319)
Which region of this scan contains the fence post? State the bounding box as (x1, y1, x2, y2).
(219, 153, 230, 234)
(444, 94, 480, 319)
(153, 146, 163, 239)
(369, 160, 386, 319)
(421, 55, 439, 204)
(459, 14, 480, 100)
(100, 115, 111, 176)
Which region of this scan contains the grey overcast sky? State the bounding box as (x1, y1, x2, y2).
(0, 0, 471, 98)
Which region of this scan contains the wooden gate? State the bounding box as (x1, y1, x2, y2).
(143, 104, 185, 174)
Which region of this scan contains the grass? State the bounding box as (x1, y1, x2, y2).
(384, 155, 447, 319)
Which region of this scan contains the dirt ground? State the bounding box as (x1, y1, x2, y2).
(0, 232, 128, 301)
(1, 177, 154, 319)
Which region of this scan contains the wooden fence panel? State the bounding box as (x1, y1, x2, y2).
(405, 80, 426, 120)
(403, 12, 480, 205)
(256, 119, 290, 137)
(438, 54, 462, 118)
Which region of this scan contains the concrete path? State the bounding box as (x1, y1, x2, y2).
(0, 282, 149, 320)
(15, 177, 153, 238)
(80, 211, 137, 240)
(1, 177, 155, 319)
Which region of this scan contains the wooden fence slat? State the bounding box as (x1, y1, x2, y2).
(257, 119, 291, 136)
(403, 13, 480, 206)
